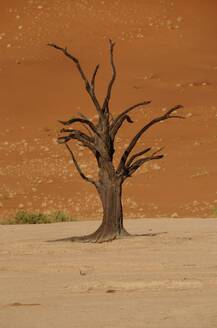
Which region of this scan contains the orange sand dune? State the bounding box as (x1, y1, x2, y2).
(0, 0, 217, 219)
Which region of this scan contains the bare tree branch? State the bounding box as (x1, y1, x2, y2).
(77, 112, 96, 136)
(117, 105, 184, 173)
(58, 129, 98, 155)
(65, 143, 97, 186)
(110, 101, 151, 140)
(109, 112, 115, 123)
(126, 154, 164, 177)
(121, 148, 164, 179)
(77, 112, 90, 120)
(102, 39, 116, 114)
(111, 100, 151, 127)
(80, 123, 93, 138)
(91, 64, 100, 93)
(126, 147, 152, 167)
(110, 114, 134, 141)
(47, 43, 102, 117)
(58, 117, 100, 137)
(59, 128, 93, 142)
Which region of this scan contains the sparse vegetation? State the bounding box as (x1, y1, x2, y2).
(1, 210, 74, 225)
(212, 207, 217, 218)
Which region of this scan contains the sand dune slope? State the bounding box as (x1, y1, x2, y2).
(0, 0, 217, 219)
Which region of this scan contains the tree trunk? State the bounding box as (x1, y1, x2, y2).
(94, 179, 129, 241)
(64, 177, 130, 243)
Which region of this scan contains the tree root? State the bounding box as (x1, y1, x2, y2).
(47, 226, 166, 244)
(48, 227, 130, 243)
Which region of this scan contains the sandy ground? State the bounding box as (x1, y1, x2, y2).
(1, 1, 217, 326)
(0, 0, 217, 220)
(1, 219, 217, 328)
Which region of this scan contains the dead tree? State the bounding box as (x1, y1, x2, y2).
(48, 40, 184, 243)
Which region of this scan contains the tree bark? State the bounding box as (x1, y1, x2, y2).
(65, 177, 130, 243)
(95, 179, 129, 240)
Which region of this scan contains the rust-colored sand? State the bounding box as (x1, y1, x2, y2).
(0, 0, 217, 220)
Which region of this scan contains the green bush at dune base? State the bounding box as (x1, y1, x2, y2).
(213, 207, 217, 218)
(2, 210, 75, 224)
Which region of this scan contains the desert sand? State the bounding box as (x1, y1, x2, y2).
(1, 1, 217, 326)
(0, 0, 217, 220)
(1, 219, 217, 327)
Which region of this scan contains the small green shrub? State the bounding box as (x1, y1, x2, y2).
(212, 207, 217, 218)
(2, 210, 75, 225)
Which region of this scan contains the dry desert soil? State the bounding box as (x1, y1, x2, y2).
(1, 219, 217, 328)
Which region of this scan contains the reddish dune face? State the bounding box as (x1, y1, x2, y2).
(0, 0, 217, 220)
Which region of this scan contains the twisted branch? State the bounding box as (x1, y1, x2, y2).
(47, 43, 102, 117)
(65, 143, 97, 186)
(126, 147, 152, 167)
(123, 148, 164, 178)
(58, 129, 97, 155)
(117, 105, 184, 174)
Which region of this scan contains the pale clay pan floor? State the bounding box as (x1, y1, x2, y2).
(0, 218, 217, 328)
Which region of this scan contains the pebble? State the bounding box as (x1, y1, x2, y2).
(153, 163, 161, 170)
(176, 16, 183, 23)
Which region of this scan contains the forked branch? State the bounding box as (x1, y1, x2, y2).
(58, 129, 98, 155)
(47, 43, 102, 117)
(110, 101, 151, 140)
(123, 148, 164, 178)
(126, 147, 152, 167)
(117, 105, 184, 173)
(65, 143, 97, 186)
(110, 115, 134, 141)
